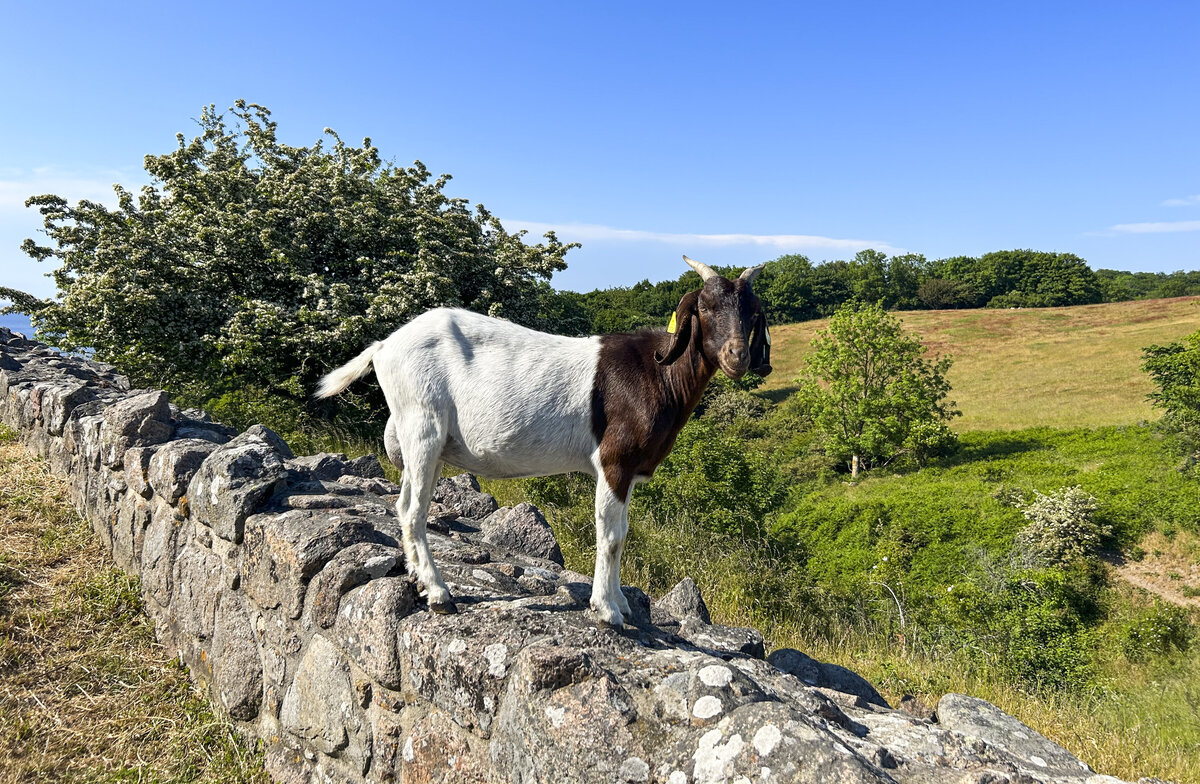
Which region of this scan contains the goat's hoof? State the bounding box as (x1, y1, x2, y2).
(429, 601, 458, 615)
(592, 608, 625, 630)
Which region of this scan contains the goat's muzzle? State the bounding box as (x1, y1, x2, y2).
(718, 340, 750, 379)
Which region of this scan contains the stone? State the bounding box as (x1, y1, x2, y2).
(898, 693, 935, 721)
(286, 452, 387, 482)
(337, 474, 401, 496)
(433, 474, 499, 519)
(491, 646, 640, 782)
(40, 380, 96, 435)
(271, 480, 391, 516)
(678, 617, 766, 660)
(264, 743, 312, 784)
(400, 605, 562, 739)
(620, 585, 653, 626)
(175, 424, 233, 444)
(245, 423, 295, 458)
(124, 445, 157, 498)
(480, 503, 564, 566)
(241, 509, 387, 620)
(99, 390, 174, 468)
(937, 693, 1095, 779)
(449, 473, 480, 491)
(288, 452, 355, 480)
(306, 542, 403, 629)
(173, 409, 237, 444)
(333, 576, 418, 690)
(768, 648, 890, 708)
(344, 454, 385, 479)
(112, 486, 153, 572)
(141, 507, 181, 606)
(187, 430, 287, 543)
(393, 711, 488, 784)
(211, 592, 264, 721)
(149, 438, 219, 504)
(653, 576, 711, 625)
(281, 634, 367, 761)
(170, 543, 224, 673)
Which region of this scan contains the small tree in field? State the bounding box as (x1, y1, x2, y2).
(802, 302, 959, 477)
(1142, 326, 1200, 472)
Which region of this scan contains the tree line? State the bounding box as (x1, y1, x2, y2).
(557, 250, 1200, 335)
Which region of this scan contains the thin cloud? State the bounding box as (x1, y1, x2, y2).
(1109, 220, 1200, 234)
(1162, 194, 1200, 207)
(0, 167, 138, 212)
(506, 220, 904, 255)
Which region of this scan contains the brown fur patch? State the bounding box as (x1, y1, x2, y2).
(591, 329, 717, 498)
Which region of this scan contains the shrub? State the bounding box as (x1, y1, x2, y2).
(633, 420, 786, 538)
(1014, 486, 1109, 567)
(15, 101, 574, 406)
(1121, 603, 1193, 661)
(701, 384, 770, 427)
(936, 560, 1104, 689)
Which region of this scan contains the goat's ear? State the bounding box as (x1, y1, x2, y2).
(748, 301, 774, 377)
(655, 290, 699, 366)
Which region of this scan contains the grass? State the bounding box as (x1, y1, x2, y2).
(0, 433, 267, 784)
(763, 296, 1200, 431)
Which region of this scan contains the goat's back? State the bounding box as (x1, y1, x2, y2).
(373, 308, 601, 477)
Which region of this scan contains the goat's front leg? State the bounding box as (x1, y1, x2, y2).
(592, 475, 631, 628)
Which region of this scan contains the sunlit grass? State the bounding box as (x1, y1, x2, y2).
(763, 296, 1200, 431)
(0, 441, 267, 784)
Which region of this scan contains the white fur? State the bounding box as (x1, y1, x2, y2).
(314, 340, 382, 398)
(317, 308, 636, 625)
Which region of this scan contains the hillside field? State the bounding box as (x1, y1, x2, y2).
(762, 296, 1200, 431)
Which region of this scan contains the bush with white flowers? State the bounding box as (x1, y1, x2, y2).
(1014, 486, 1109, 567)
(17, 101, 575, 402)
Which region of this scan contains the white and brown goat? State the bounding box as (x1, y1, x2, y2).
(315, 256, 772, 628)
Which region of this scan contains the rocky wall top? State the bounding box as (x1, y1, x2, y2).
(0, 326, 1160, 784)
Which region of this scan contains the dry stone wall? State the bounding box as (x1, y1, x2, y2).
(0, 326, 1161, 784)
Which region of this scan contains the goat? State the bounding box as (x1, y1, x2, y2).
(315, 256, 772, 628)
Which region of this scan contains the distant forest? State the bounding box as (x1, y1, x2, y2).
(552, 249, 1200, 334)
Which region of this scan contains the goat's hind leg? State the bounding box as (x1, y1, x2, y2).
(383, 415, 404, 472)
(395, 414, 456, 614)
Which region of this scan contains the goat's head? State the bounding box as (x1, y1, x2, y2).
(655, 255, 773, 379)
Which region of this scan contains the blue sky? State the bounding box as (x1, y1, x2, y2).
(2, 1, 1197, 300)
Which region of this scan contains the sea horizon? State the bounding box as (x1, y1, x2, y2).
(0, 313, 34, 336)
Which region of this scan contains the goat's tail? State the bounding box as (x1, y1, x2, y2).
(314, 341, 384, 399)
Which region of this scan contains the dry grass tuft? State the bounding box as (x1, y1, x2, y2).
(0, 434, 267, 784)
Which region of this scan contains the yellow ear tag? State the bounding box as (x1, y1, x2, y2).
(667, 312, 678, 333)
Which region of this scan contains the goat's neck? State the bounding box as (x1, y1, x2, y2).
(662, 345, 717, 417)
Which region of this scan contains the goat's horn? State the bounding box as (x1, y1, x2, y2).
(739, 264, 766, 285)
(683, 255, 719, 281)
